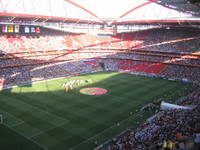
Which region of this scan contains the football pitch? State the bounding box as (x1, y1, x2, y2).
(0, 72, 192, 150)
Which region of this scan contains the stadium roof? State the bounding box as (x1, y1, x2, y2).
(0, 0, 200, 24)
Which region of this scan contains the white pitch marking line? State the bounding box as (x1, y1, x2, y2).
(0, 109, 25, 127)
(0, 109, 24, 123)
(8, 120, 24, 128)
(29, 121, 68, 139)
(8, 97, 69, 123)
(5, 124, 48, 150)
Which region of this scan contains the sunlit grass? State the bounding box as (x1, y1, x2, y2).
(10, 72, 119, 94)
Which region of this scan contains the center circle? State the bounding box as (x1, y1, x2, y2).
(80, 87, 108, 95)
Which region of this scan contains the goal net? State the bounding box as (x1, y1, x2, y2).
(0, 114, 3, 124)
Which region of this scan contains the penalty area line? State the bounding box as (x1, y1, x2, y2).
(4, 124, 48, 150)
(29, 121, 68, 139)
(8, 120, 24, 128)
(0, 109, 25, 128)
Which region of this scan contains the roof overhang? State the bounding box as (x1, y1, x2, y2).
(1, 0, 200, 25)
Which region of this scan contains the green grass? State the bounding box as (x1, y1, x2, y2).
(0, 72, 192, 150)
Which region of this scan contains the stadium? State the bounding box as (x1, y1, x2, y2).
(0, 0, 200, 150)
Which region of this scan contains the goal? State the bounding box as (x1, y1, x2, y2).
(0, 114, 3, 124)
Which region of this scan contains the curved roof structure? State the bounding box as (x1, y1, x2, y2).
(0, 0, 200, 24)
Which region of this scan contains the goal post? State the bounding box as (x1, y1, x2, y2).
(0, 114, 3, 124)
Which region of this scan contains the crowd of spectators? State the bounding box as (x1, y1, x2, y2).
(138, 27, 200, 53)
(105, 86, 200, 150)
(2, 54, 200, 88)
(160, 65, 200, 84)
(98, 58, 200, 84)
(0, 61, 102, 88)
(1, 27, 200, 53)
(0, 35, 67, 53)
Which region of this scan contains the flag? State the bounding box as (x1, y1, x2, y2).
(8, 24, 14, 32)
(14, 24, 20, 33)
(31, 27, 35, 33)
(24, 26, 30, 33)
(35, 27, 41, 33)
(2, 24, 7, 32)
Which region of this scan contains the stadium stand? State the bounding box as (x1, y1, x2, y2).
(1, 27, 200, 87)
(1, 26, 200, 149)
(144, 63, 166, 74)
